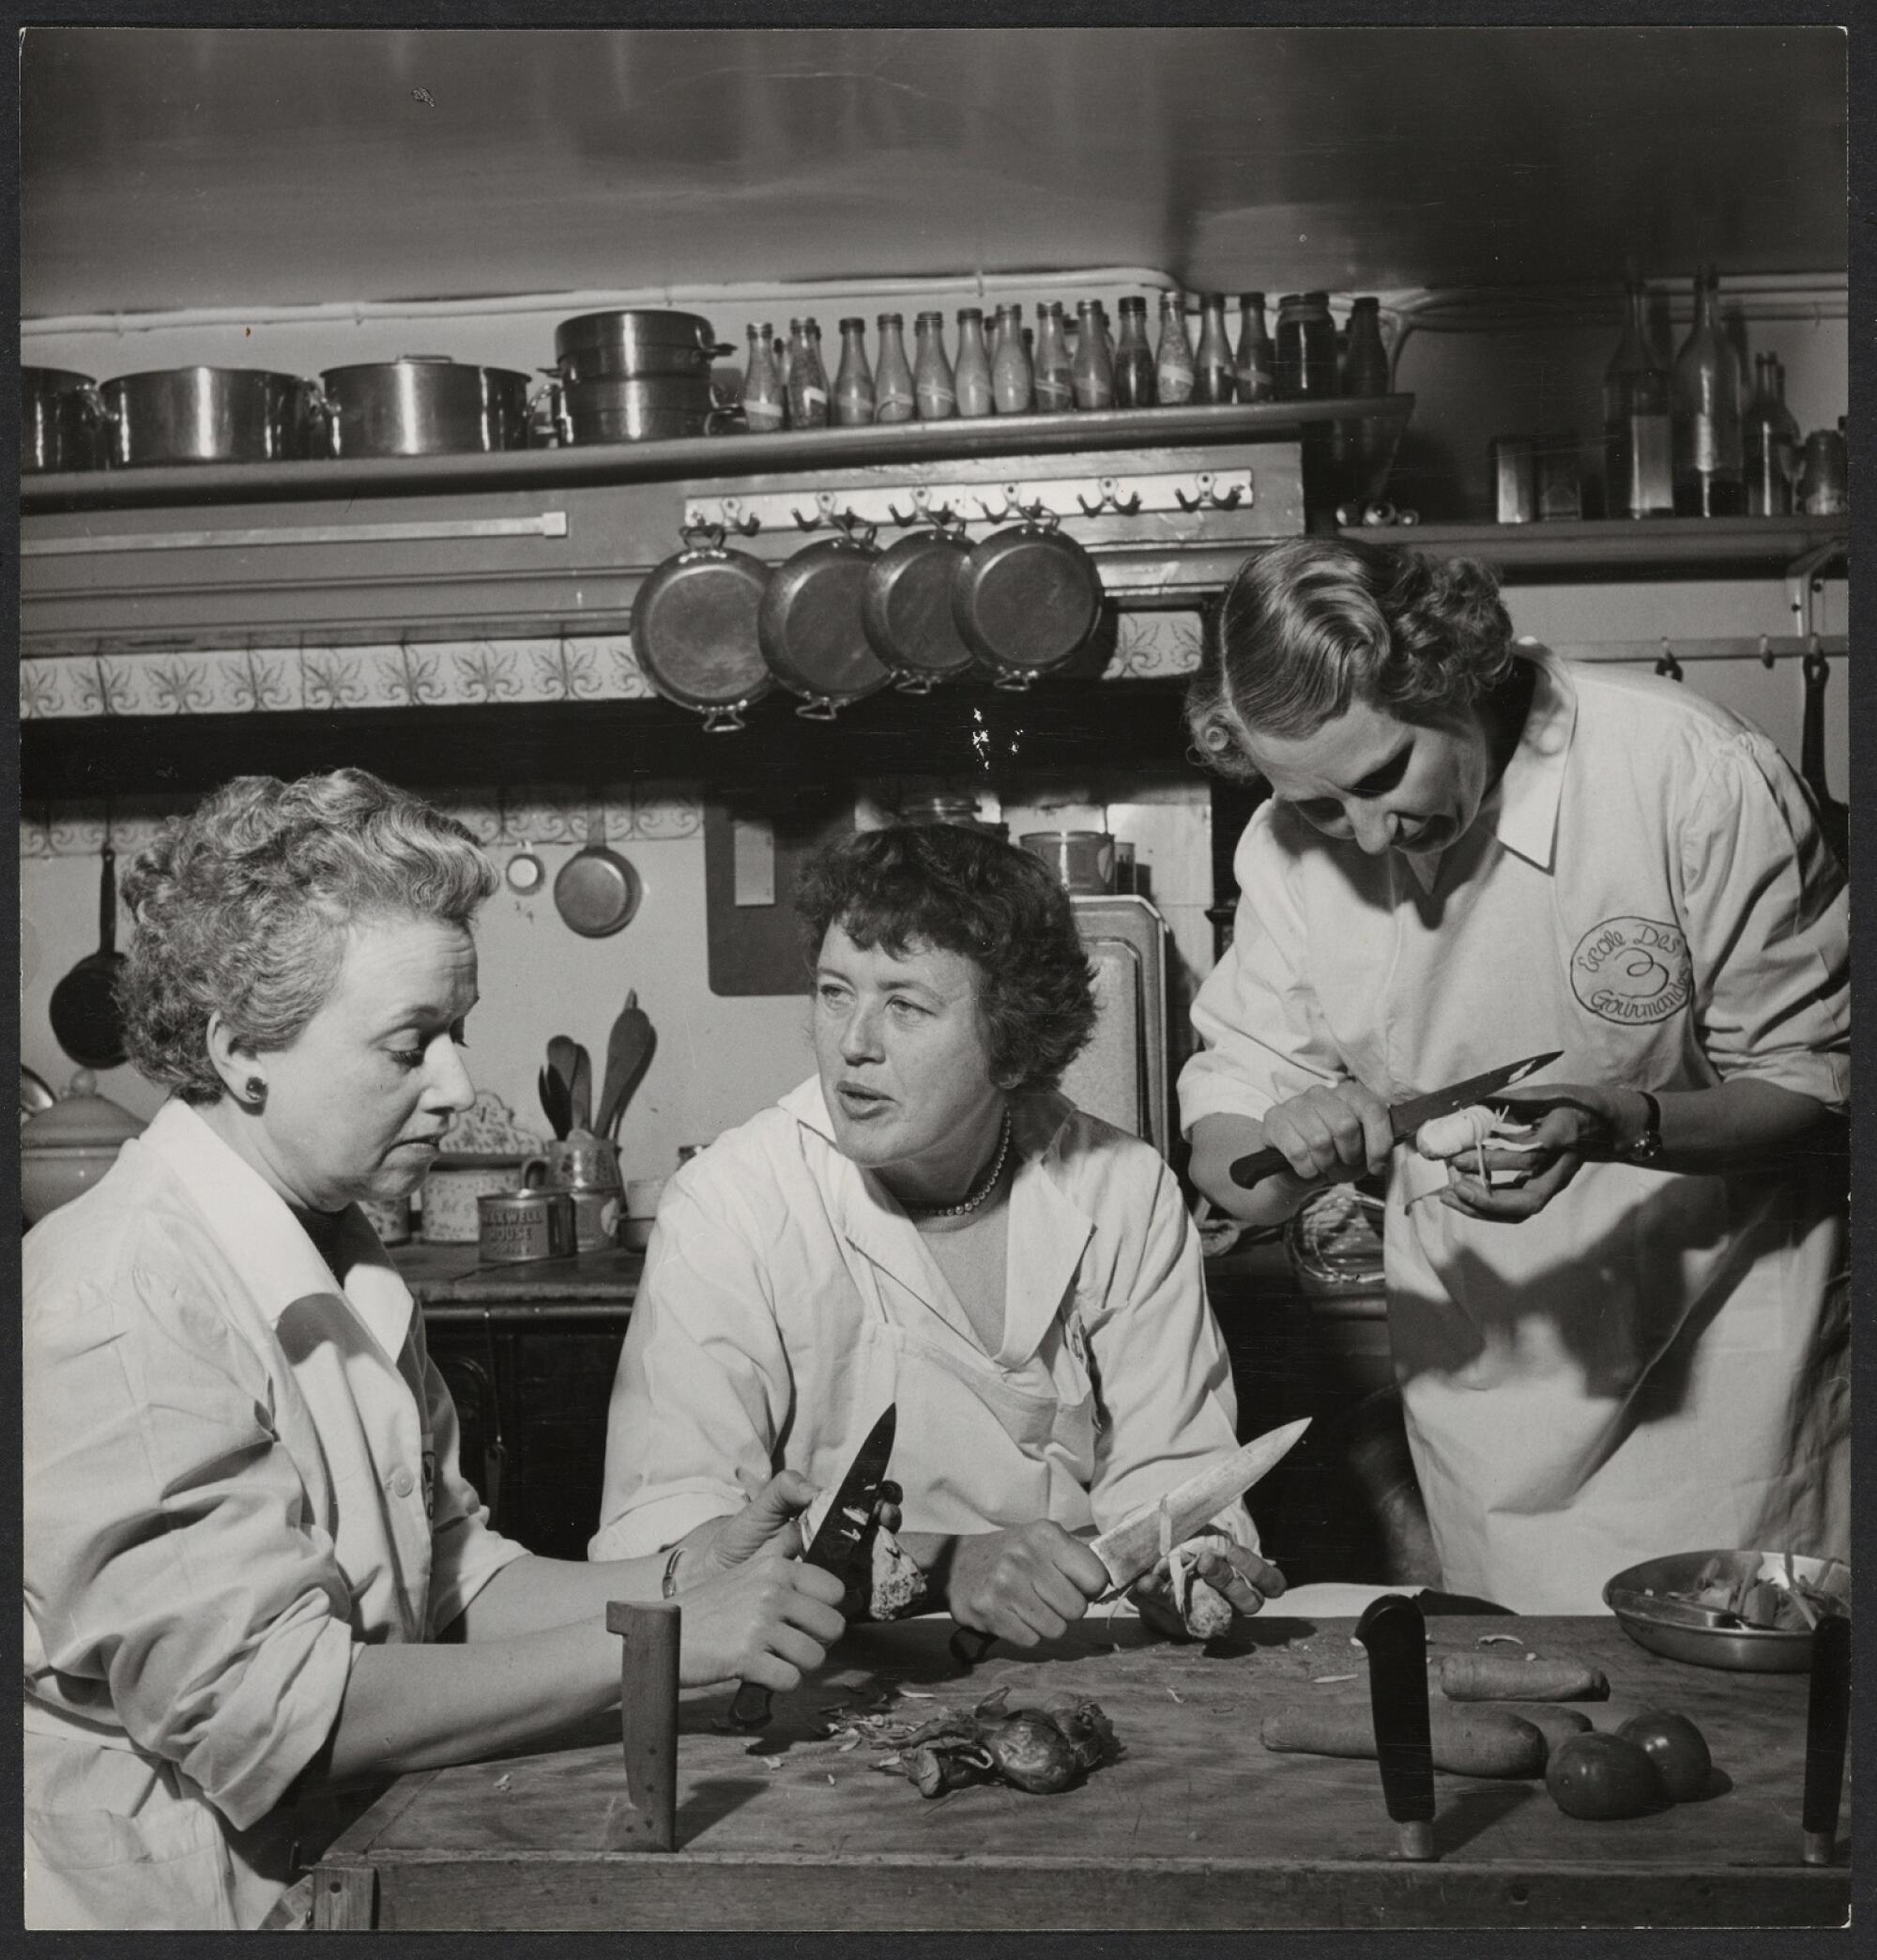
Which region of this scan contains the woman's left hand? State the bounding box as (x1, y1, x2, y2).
(1434, 1082, 1640, 1222)
(1129, 1535, 1286, 1639)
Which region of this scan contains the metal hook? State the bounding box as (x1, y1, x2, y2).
(1106, 477, 1142, 515)
(790, 505, 823, 531)
(1656, 640, 1684, 682)
(680, 519, 728, 552)
(1209, 483, 1244, 511)
(975, 491, 1011, 522)
(719, 498, 761, 538)
(1173, 480, 1205, 513)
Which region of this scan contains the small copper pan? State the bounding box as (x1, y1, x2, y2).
(630, 527, 774, 733)
(756, 527, 892, 719)
(951, 508, 1103, 687)
(861, 522, 983, 692)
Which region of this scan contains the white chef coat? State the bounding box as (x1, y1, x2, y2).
(23, 1099, 527, 1931)
(1180, 646, 1849, 1613)
(591, 1078, 1257, 1562)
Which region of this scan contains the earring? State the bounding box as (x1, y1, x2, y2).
(244, 1076, 267, 1106)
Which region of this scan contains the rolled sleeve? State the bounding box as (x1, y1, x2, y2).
(1681, 735, 1849, 1110)
(24, 1270, 359, 1832)
(1083, 1156, 1259, 1554)
(588, 1179, 790, 1560)
(1180, 810, 1347, 1134)
(419, 1349, 529, 1636)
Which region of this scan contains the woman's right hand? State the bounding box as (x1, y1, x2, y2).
(673, 1471, 849, 1689)
(1259, 1080, 1394, 1188)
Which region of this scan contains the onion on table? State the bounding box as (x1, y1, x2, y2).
(875, 1684, 1119, 1798)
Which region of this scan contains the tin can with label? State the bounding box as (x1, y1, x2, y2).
(1490, 436, 1537, 524)
(567, 1184, 622, 1253)
(479, 1187, 577, 1263)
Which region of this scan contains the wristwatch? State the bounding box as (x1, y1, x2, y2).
(1620, 1090, 1665, 1165)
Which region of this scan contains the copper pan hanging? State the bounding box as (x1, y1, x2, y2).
(630, 523, 774, 733)
(950, 500, 1104, 688)
(861, 503, 984, 693)
(756, 519, 893, 719)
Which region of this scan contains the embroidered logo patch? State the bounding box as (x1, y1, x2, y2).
(1570, 916, 1692, 1025)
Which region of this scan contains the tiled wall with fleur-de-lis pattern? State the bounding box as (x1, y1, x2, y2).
(18, 783, 704, 862)
(17, 614, 1205, 724)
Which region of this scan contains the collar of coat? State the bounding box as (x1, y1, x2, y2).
(135, 1097, 414, 1362)
(778, 1076, 1095, 1369)
(1401, 639, 1578, 895)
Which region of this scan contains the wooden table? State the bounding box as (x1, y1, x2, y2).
(313, 1612, 1848, 1929)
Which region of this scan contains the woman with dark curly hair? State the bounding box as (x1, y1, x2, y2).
(23, 770, 847, 1931)
(1181, 536, 1848, 1613)
(594, 821, 1285, 1648)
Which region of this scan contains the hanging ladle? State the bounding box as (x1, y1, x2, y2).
(49, 838, 130, 1070)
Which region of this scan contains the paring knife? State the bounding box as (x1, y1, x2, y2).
(1355, 1593, 1437, 1862)
(725, 1403, 896, 1732)
(1228, 1050, 1564, 1190)
(1802, 1613, 1850, 1866)
(950, 1416, 1311, 1669)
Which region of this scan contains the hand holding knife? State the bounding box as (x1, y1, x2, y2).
(1229, 1051, 1563, 1190)
(949, 1417, 1310, 1670)
(725, 1404, 896, 1732)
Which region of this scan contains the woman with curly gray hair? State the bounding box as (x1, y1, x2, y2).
(23, 770, 846, 1932)
(595, 821, 1285, 1658)
(1181, 536, 1848, 1615)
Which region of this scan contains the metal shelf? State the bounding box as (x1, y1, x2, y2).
(1344, 514, 1849, 575)
(21, 396, 1412, 513)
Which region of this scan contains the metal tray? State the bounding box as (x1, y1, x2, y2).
(1603, 1549, 1851, 1673)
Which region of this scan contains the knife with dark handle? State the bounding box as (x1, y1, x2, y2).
(1802, 1612, 1850, 1865)
(725, 1404, 896, 1732)
(1354, 1593, 1437, 1861)
(1228, 1051, 1564, 1190)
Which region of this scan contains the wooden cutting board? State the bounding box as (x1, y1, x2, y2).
(315, 1613, 1848, 1930)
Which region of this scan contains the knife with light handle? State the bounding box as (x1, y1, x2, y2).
(1228, 1051, 1564, 1190)
(1802, 1613, 1850, 1866)
(726, 1403, 896, 1731)
(1354, 1593, 1437, 1861)
(948, 1416, 1310, 1669)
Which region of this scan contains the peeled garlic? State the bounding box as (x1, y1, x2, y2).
(1414, 1104, 1543, 1161)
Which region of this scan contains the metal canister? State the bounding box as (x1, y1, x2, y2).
(478, 1187, 577, 1263)
(1490, 436, 1538, 524)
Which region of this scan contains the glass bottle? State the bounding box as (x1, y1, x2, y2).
(874, 312, 916, 423)
(954, 307, 993, 418)
(742, 320, 785, 434)
(773, 333, 791, 427)
(1335, 296, 1394, 503)
(1154, 291, 1196, 405)
(1112, 296, 1156, 407)
(1671, 268, 1745, 517)
(786, 318, 829, 430)
(832, 316, 875, 428)
(1602, 279, 1674, 518)
(990, 305, 1032, 413)
(1743, 353, 1800, 516)
(1234, 293, 1274, 402)
(911, 312, 956, 421)
(1033, 302, 1075, 412)
(1071, 299, 1115, 410)
(1192, 293, 1237, 404)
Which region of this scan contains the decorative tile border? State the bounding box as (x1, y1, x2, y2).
(19, 784, 703, 860)
(18, 616, 1201, 723)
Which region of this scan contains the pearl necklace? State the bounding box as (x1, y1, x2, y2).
(902, 1110, 1014, 1219)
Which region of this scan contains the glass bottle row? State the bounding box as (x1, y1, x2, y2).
(738, 293, 1394, 429)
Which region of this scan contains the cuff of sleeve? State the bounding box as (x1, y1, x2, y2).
(425, 1523, 532, 1639)
(1178, 1075, 1279, 1137)
(588, 1486, 744, 1562)
(202, 1615, 358, 1833)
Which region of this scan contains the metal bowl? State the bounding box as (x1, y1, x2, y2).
(1604, 1550, 1851, 1673)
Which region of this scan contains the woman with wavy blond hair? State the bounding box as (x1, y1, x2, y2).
(23, 769, 847, 1931)
(1181, 536, 1848, 1614)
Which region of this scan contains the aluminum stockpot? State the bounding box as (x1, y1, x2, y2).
(553, 309, 733, 383)
(22, 367, 108, 473)
(553, 375, 726, 446)
(99, 366, 318, 467)
(313, 357, 532, 458)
